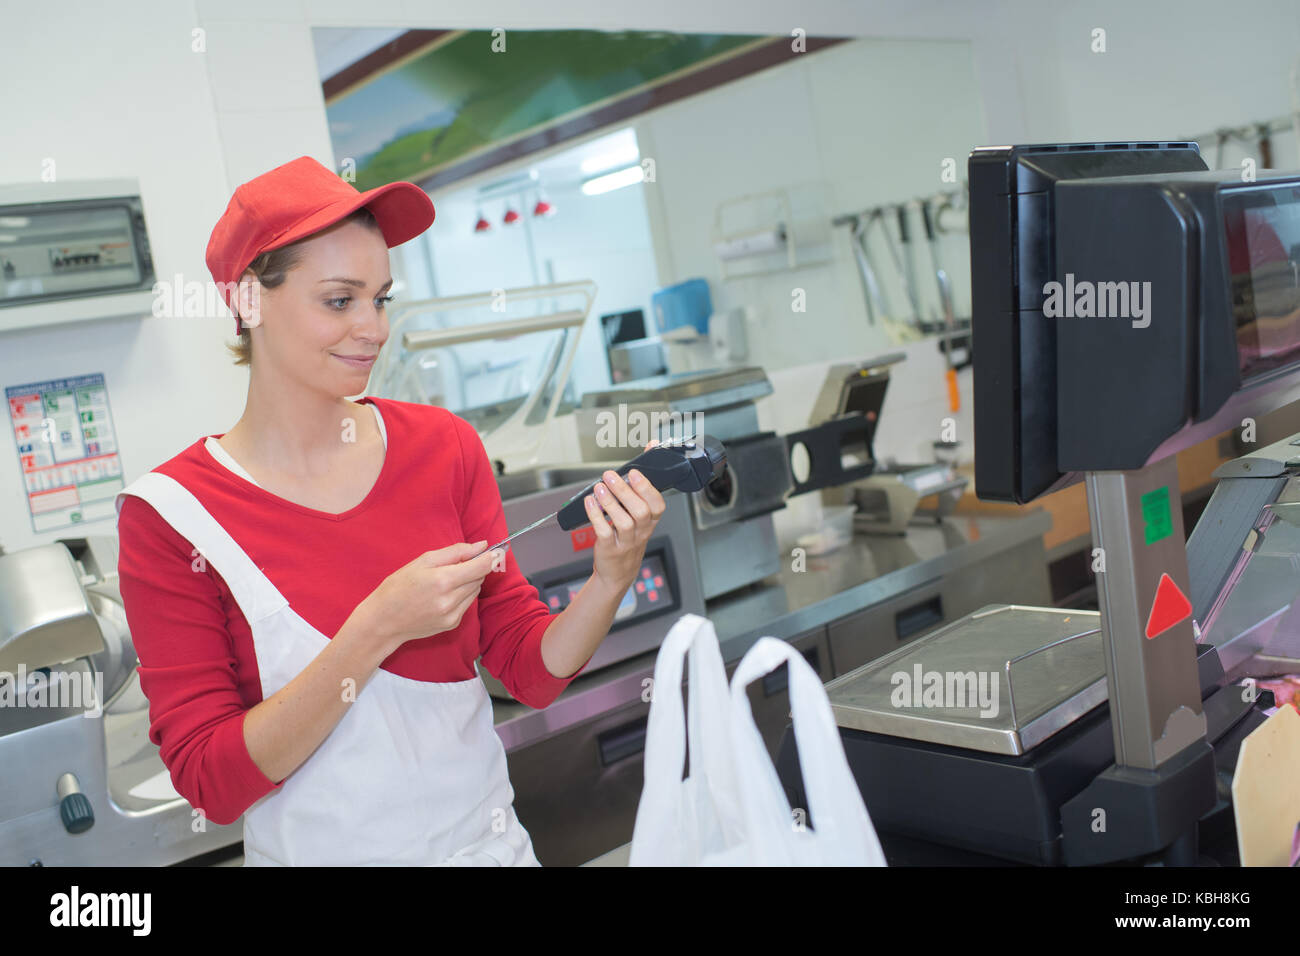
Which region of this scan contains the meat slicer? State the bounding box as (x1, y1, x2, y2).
(0, 536, 242, 865)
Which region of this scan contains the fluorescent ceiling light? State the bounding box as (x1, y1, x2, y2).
(580, 143, 639, 176)
(581, 165, 644, 196)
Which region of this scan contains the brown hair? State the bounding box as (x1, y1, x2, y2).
(227, 206, 383, 366)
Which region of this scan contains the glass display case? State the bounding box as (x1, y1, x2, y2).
(368, 280, 597, 471)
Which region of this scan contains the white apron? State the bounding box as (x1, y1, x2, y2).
(117, 472, 541, 867)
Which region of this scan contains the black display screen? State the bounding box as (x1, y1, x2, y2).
(601, 309, 647, 345)
(1223, 184, 1300, 380)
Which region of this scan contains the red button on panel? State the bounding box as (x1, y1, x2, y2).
(642, 567, 652, 578)
(648, 590, 658, 601)
(654, 575, 663, 588)
(635, 581, 645, 593)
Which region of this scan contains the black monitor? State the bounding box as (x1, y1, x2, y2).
(601, 309, 648, 346)
(969, 142, 1300, 503)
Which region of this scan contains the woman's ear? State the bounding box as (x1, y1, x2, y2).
(235, 271, 264, 329)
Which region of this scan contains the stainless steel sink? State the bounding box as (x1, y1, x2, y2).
(494, 464, 618, 501)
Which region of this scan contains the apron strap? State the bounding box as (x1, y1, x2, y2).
(116, 472, 289, 624)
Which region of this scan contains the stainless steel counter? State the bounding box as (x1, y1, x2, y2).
(490, 510, 1052, 751)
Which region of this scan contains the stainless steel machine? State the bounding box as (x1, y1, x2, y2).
(575, 365, 888, 600)
(813, 355, 969, 533)
(777, 141, 1300, 866)
(0, 537, 242, 865)
(576, 367, 793, 600)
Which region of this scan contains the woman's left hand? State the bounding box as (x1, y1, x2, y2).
(586, 442, 667, 594)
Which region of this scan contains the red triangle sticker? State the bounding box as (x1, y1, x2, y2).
(1145, 573, 1192, 639)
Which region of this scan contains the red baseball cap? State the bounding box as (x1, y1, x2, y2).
(205, 156, 435, 333)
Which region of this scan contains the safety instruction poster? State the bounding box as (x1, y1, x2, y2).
(7, 374, 123, 532)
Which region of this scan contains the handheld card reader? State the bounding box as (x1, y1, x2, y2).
(487, 435, 727, 552)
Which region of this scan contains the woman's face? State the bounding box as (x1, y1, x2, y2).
(250, 219, 392, 397)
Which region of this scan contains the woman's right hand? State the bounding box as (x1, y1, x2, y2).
(357, 541, 502, 652)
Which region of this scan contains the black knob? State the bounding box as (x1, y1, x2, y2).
(56, 773, 94, 835)
(60, 792, 94, 834)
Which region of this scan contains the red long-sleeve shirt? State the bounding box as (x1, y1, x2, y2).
(116, 397, 586, 825)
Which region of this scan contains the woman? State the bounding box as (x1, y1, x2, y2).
(115, 156, 665, 866)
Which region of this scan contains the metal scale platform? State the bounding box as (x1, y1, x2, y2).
(825, 605, 1107, 756)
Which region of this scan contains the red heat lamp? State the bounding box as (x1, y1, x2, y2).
(475, 187, 555, 233)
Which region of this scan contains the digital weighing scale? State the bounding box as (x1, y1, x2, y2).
(777, 141, 1300, 866)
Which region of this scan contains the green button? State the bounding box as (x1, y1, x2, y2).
(1141, 486, 1172, 545)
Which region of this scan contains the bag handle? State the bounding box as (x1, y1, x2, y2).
(730, 637, 886, 865)
(630, 614, 742, 864)
(639, 613, 734, 789)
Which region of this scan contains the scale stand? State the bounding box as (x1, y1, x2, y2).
(1058, 457, 1217, 865)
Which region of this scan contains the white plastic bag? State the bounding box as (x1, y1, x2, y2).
(629, 614, 886, 866)
(628, 614, 747, 865)
(727, 637, 887, 866)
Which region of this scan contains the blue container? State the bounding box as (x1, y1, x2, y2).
(651, 278, 712, 336)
